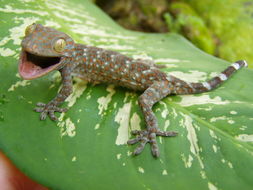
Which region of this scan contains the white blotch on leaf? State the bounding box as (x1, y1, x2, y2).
(98, 44, 135, 51)
(66, 78, 87, 107)
(181, 113, 204, 169)
(208, 182, 218, 190)
(0, 5, 48, 15)
(160, 102, 169, 119)
(164, 120, 170, 131)
(1, 16, 40, 47)
(162, 169, 168, 175)
(212, 145, 217, 153)
(44, 20, 61, 28)
(209, 130, 218, 139)
(179, 95, 229, 107)
(97, 85, 115, 115)
(45, 0, 95, 21)
(155, 58, 189, 63)
(169, 70, 207, 83)
(239, 126, 247, 131)
(130, 113, 141, 131)
(94, 124, 100, 130)
(171, 108, 178, 118)
(210, 116, 235, 125)
(228, 120, 235, 124)
(0, 47, 15, 56)
(115, 103, 132, 145)
(53, 11, 83, 23)
(181, 153, 194, 168)
(58, 117, 76, 137)
(197, 106, 213, 111)
(230, 110, 237, 115)
(8, 80, 30, 91)
(132, 53, 153, 61)
(210, 116, 227, 122)
(138, 167, 145, 173)
(235, 134, 253, 142)
(200, 171, 207, 179)
(116, 154, 121, 160)
(228, 162, 233, 168)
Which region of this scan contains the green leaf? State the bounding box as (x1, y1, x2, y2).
(0, 0, 253, 190)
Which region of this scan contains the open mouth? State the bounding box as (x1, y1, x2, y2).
(19, 50, 62, 80)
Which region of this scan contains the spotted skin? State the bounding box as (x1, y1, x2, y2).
(19, 24, 248, 157)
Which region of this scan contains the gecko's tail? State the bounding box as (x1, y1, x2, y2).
(187, 60, 247, 94)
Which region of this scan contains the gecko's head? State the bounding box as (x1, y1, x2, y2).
(19, 23, 75, 80)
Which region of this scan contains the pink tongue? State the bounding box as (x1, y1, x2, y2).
(19, 60, 43, 79)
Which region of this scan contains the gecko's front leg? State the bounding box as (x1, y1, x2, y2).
(34, 66, 73, 121)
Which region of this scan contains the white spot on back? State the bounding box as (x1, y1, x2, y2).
(143, 69, 152, 74)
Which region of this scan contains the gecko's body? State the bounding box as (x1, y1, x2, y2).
(19, 24, 247, 157)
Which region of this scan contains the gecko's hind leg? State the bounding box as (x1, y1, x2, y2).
(127, 81, 178, 157)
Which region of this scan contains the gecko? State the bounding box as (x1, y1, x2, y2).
(18, 23, 247, 157)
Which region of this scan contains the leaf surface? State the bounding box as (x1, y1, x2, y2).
(0, 0, 253, 189)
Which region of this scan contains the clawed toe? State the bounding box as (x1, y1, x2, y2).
(128, 129, 177, 157)
(156, 130, 178, 137)
(34, 102, 68, 121)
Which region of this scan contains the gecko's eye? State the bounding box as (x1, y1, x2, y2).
(25, 23, 36, 36)
(53, 38, 66, 53)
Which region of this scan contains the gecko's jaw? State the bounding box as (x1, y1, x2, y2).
(19, 50, 62, 80)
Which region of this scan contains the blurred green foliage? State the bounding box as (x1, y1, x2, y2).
(95, 0, 253, 67)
